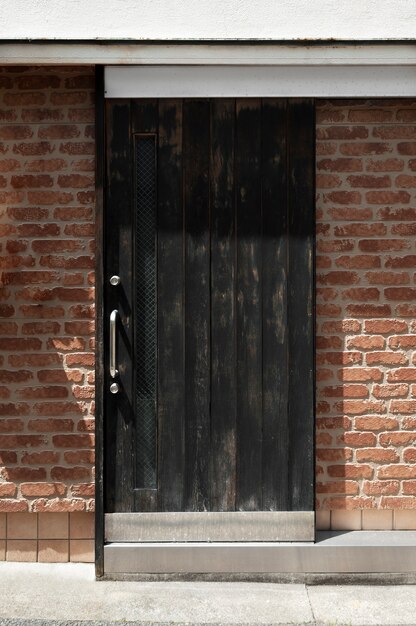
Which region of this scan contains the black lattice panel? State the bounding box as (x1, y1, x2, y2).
(135, 135, 157, 489)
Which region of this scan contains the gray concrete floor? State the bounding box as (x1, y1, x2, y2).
(1, 563, 416, 625)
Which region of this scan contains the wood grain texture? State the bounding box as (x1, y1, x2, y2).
(235, 99, 263, 511)
(104, 98, 315, 517)
(210, 99, 237, 511)
(105, 99, 134, 512)
(183, 99, 211, 511)
(157, 100, 185, 512)
(261, 99, 289, 511)
(287, 99, 315, 512)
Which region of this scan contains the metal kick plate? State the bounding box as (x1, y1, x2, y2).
(105, 511, 315, 542)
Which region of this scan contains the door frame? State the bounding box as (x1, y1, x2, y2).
(95, 45, 416, 578)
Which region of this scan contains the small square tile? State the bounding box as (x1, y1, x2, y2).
(315, 510, 331, 530)
(331, 510, 362, 531)
(38, 540, 69, 563)
(0, 540, 5, 561)
(0, 514, 6, 539)
(70, 539, 94, 563)
(7, 513, 37, 540)
(38, 513, 68, 540)
(70, 512, 94, 539)
(362, 510, 393, 530)
(394, 510, 416, 530)
(6, 540, 37, 562)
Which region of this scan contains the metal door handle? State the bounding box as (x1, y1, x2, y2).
(109, 309, 118, 379)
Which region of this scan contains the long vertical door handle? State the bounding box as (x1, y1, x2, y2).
(109, 309, 119, 378)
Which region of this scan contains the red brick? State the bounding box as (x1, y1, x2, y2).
(328, 207, 373, 221)
(0, 500, 28, 512)
(328, 464, 374, 479)
(366, 271, 410, 285)
(347, 174, 391, 188)
(354, 417, 398, 431)
(338, 368, 383, 382)
(340, 142, 390, 156)
(3, 467, 46, 481)
(339, 432, 376, 447)
(37, 370, 83, 384)
(378, 465, 416, 479)
(317, 158, 362, 172)
(71, 483, 95, 497)
(318, 385, 369, 398)
(389, 335, 416, 349)
(391, 224, 416, 236)
(342, 288, 380, 301)
(20, 483, 66, 497)
(33, 402, 82, 416)
(364, 320, 407, 333)
(28, 418, 74, 432)
(316, 449, 353, 462)
(380, 432, 416, 446)
(335, 255, 380, 269)
(356, 448, 399, 463)
(63, 450, 94, 464)
(21, 451, 59, 465)
(316, 481, 359, 495)
(363, 481, 400, 495)
(373, 384, 409, 398)
(8, 354, 61, 367)
(0, 435, 46, 448)
(366, 352, 408, 366)
(32, 498, 86, 512)
(404, 448, 416, 463)
(50, 466, 90, 480)
(52, 434, 94, 448)
(367, 158, 404, 172)
(346, 304, 391, 317)
(321, 320, 361, 333)
(387, 368, 416, 382)
(0, 419, 24, 433)
(0, 483, 16, 497)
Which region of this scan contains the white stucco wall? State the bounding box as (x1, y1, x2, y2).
(1, 0, 415, 41)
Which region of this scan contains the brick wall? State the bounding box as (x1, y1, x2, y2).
(0, 66, 95, 518)
(1, 74, 416, 550)
(316, 99, 416, 516)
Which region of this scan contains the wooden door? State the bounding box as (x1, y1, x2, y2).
(104, 99, 315, 540)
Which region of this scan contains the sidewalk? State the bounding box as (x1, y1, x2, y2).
(1, 562, 416, 625)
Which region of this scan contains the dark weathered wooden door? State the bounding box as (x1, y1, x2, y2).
(104, 99, 315, 540)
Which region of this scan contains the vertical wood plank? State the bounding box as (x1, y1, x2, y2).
(131, 100, 158, 512)
(157, 99, 185, 512)
(105, 99, 134, 512)
(94, 65, 105, 577)
(261, 99, 289, 511)
(183, 99, 211, 511)
(235, 99, 263, 511)
(287, 99, 315, 512)
(210, 99, 236, 511)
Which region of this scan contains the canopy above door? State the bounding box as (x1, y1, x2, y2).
(105, 64, 416, 98)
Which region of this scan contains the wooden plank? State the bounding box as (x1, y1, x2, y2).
(183, 99, 211, 511)
(104, 99, 134, 512)
(210, 99, 236, 511)
(235, 99, 263, 511)
(261, 99, 289, 511)
(94, 64, 105, 577)
(157, 99, 185, 512)
(287, 99, 315, 512)
(131, 100, 158, 512)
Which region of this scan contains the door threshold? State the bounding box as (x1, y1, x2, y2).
(103, 530, 416, 577)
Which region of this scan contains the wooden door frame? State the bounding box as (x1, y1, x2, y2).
(95, 86, 316, 577)
(94, 44, 416, 577)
